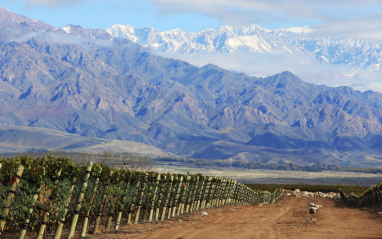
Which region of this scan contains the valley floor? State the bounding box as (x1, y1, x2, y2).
(94, 197, 382, 239)
(153, 162, 382, 186)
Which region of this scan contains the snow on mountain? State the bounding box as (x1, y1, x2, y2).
(106, 24, 307, 54)
(270, 26, 382, 67)
(286, 37, 382, 67)
(62, 25, 72, 34)
(107, 24, 382, 70)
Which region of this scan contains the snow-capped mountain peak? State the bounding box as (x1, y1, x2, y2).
(106, 24, 307, 54)
(62, 25, 72, 34)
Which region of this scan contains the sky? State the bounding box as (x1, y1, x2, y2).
(1, 0, 382, 36)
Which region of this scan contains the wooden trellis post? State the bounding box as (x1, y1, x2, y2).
(189, 176, 199, 213)
(215, 178, 222, 207)
(220, 179, 229, 206)
(224, 180, 233, 205)
(226, 180, 231, 205)
(206, 179, 216, 208)
(217, 179, 225, 207)
(149, 174, 160, 222)
(244, 187, 248, 205)
(238, 184, 242, 205)
(201, 177, 208, 209)
(161, 176, 173, 221)
(37, 168, 62, 239)
(201, 177, 212, 209)
(216, 179, 225, 207)
(115, 180, 130, 230)
(67, 162, 93, 239)
(134, 172, 148, 224)
(81, 166, 102, 237)
(195, 177, 206, 211)
(243, 186, 247, 205)
(19, 167, 45, 239)
(227, 180, 233, 205)
(233, 181, 239, 204)
(0, 164, 24, 235)
(198, 177, 207, 210)
(212, 179, 221, 207)
(127, 181, 140, 225)
(235, 184, 241, 205)
(93, 170, 114, 234)
(221, 180, 229, 206)
(178, 175, 190, 215)
(53, 177, 77, 239)
(231, 181, 237, 204)
(106, 180, 123, 230)
(185, 176, 195, 213)
(142, 173, 155, 222)
(155, 176, 166, 221)
(167, 176, 177, 220)
(241, 184, 245, 205)
(172, 176, 183, 217)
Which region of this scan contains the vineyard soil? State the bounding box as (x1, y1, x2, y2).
(97, 197, 382, 239)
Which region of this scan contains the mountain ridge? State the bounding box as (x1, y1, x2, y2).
(106, 24, 382, 82)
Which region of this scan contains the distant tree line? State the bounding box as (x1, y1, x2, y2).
(1, 149, 154, 172)
(2, 148, 381, 174)
(155, 156, 382, 174)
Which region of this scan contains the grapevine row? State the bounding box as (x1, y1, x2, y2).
(339, 182, 382, 208)
(0, 155, 282, 238)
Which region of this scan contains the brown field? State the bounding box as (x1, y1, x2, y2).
(94, 196, 382, 239)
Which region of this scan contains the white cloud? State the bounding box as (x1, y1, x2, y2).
(155, 51, 382, 92)
(9, 31, 84, 45)
(312, 12, 382, 42)
(21, 0, 87, 8)
(147, 0, 382, 25)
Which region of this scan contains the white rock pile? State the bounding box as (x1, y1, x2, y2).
(282, 189, 340, 199)
(309, 203, 322, 214)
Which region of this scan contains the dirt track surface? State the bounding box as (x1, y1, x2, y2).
(95, 197, 382, 239)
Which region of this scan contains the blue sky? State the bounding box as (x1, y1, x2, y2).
(2, 0, 382, 35)
(0, 0, 221, 32)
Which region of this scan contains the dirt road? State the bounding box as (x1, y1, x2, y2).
(99, 197, 382, 239)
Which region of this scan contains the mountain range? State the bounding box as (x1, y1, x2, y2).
(0, 6, 382, 167)
(106, 24, 382, 77)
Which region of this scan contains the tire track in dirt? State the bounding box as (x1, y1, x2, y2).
(97, 197, 382, 239)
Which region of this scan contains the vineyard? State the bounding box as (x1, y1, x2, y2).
(0, 156, 282, 238)
(339, 183, 382, 208)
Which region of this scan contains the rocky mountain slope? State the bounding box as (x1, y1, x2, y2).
(0, 7, 382, 166)
(0, 125, 173, 156)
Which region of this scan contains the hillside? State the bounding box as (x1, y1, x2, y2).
(0, 125, 173, 156)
